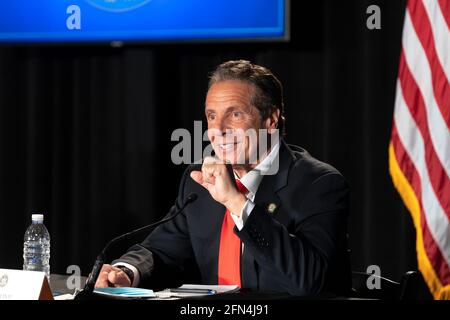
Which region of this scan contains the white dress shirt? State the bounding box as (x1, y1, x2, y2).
(230, 141, 280, 230)
(115, 142, 281, 287)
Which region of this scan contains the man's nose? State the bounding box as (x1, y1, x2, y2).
(210, 117, 230, 136)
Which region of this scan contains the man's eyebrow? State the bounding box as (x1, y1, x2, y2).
(205, 105, 248, 114)
(227, 106, 252, 115)
(224, 105, 247, 112)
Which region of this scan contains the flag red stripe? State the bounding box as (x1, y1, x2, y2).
(391, 124, 450, 285)
(399, 49, 450, 219)
(438, 0, 450, 30)
(408, 0, 450, 130)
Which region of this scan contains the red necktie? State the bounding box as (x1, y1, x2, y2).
(218, 179, 248, 287)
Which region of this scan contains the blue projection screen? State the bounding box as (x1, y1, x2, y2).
(0, 0, 289, 43)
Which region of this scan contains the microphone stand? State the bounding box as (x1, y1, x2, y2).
(74, 193, 198, 300)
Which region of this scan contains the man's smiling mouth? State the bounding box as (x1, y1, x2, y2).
(217, 142, 242, 151)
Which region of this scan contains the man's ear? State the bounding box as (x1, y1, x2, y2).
(265, 107, 280, 133)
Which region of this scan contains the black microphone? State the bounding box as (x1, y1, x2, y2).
(74, 192, 198, 300)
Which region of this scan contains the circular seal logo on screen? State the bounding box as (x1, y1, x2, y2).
(85, 0, 152, 13)
(0, 274, 8, 287)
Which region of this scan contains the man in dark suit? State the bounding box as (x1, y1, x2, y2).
(95, 60, 351, 296)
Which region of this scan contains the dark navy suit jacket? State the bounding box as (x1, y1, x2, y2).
(114, 140, 351, 296)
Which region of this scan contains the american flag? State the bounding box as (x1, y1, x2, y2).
(389, 0, 450, 299)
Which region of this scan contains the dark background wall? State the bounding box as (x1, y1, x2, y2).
(0, 0, 416, 282)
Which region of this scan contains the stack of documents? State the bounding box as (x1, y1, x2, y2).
(154, 284, 239, 299)
(91, 284, 239, 300)
(94, 287, 156, 299)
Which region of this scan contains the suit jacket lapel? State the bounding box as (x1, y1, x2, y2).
(241, 140, 295, 289)
(253, 139, 294, 218)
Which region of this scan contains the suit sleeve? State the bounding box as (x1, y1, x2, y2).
(236, 172, 350, 296)
(112, 166, 197, 289)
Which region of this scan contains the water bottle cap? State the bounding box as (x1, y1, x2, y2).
(31, 214, 44, 222)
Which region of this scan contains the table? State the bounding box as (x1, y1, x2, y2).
(49, 274, 363, 300)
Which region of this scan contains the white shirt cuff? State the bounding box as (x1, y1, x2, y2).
(230, 199, 255, 231)
(112, 262, 140, 287)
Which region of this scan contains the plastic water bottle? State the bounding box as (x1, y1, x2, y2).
(23, 214, 50, 279)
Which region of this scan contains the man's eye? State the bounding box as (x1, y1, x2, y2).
(232, 112, 242, 118)
(207, 114, 216, 121)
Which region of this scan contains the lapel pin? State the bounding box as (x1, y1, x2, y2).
(267, 203, 277, 214)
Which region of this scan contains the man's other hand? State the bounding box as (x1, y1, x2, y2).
(94, 264, 131, 288)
